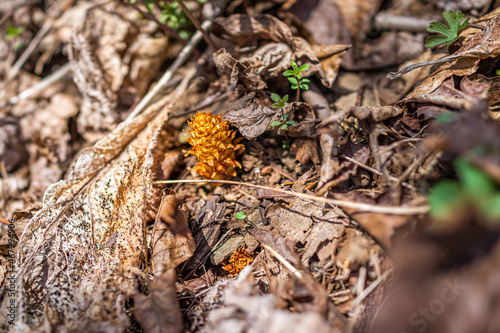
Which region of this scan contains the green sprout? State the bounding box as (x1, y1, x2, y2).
(270, 94, 295, 130)
(429, 158, 500, 221)
(4, 25, 25, 40)
(425, 10, 470, 48)
(283, 61, 310, 101)
(235, 212, 246, 220)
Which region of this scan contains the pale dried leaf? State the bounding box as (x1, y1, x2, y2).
(4, 77, 189, 330)
(152, 193, 195, 276)
(134, 270, 183, 333)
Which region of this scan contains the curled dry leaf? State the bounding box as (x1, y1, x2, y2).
(211, 14, 294, 48)
(134, 269, 183, 333)
(1, 72, 192, 330)
(222, 96, 277, 140)
(152, 192, 195, 277)
(212, 48, 267, 91)
(292, 138, 320, 165)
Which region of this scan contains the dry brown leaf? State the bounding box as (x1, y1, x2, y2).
(333, 192, 410, 249)
(292, 138, 320, 165)
(134, 269, 183, 333)
(211, 14, 294, 48)
(69, 4, 138, 139)
(151, 192, 195, 277)
(249, 228, 331, 313)
(222, 96, 278, 140)
(264, 199, 345, 266)
(213, 48, 267, 91)
(317, 143, 370, 195)
(2, 71, 192, 330)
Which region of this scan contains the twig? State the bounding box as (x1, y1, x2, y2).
(263, 244, 303, 280)
(155, 179, 430, 215)
(374, 12, 431, 32)
(126, 1, 190, 49)
(351, 268, 393, 309)
(387, 54, 460, 79)
(126, 2, 221, 120)
(2, 63, 71, 108)
(175, 0, 217, 50)
(341, 155, 414, 190)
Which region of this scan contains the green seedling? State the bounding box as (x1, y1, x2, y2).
(4, 25, 25, 40)
(270, 93, 295, 130)
(235, 212, 246, 220)
(429, 158, 500, 221)
(283, 61, 310, 101)
(425, 10, 470, 48)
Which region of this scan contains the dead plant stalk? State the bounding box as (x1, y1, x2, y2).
(155, 179, 430, 215)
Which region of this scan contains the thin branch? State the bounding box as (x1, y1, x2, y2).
(155, 179, 430, 215)
(127, 1, 191, 49)
(126, 2, 222, 120)
(175, 0, 217, 50)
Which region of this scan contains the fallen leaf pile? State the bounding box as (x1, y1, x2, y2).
(1, 1, 500, 333)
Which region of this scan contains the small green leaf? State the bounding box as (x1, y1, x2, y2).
(271, 93, 281, 103)
(425, 10, 469, 48)
(283, 70, 294, 76)
(287, 77, 298, 84)
(271, 103, 280, 108)
(300, 78, 311, 83)
(298, 64, 310, 72)
(283, 114, 289, 121)
(286, 120, 296, 125)
(281, 124, 288, 130)
(456, 158, 496, 201)
(4, 25, 25, 39)
(282, 94, 289, 103)
(425, 35, 451, 48)
(271, 121, 282, 127)
(235, 212, 246, 219)
(429, 180, 464, 219)
(291, 61, 299, 72)
(291, 84, 299, 90)
(483, 194, 500, 220)
(300, 84, 310, 90)
(435, 112, 456, 123)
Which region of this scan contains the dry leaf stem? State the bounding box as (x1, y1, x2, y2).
(155, 179, 429, 215)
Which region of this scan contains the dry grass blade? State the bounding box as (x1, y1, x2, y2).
(155, 179, 430, 215)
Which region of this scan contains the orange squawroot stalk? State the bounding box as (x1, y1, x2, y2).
(186, 112, 245, 180)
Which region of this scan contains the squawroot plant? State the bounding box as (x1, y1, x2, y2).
(283, 61, 310, 102)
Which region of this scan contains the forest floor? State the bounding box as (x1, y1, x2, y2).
(1, 0, 500, 332)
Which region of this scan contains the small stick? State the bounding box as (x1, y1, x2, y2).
(263, 244, 303, 280)
(155, 179, 430, 215)
(3, 63, 71, 108)
(126, 2, 222, 120)
(175, 0, 217, 51)
(127, 1, 190, 49)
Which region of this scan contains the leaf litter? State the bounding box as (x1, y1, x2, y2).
(1, 1, 500, 333)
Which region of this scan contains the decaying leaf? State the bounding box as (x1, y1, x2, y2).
(264, 199, 346, 266)
(213, 48, 267, 91)
(134, 269, 183, 333)
(333, 192, 411, 248)
(222, 96, 278, 140)
(151, 192, 195, 277)
(2, 72, 192, 331)
(292, 138, 320, 165)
